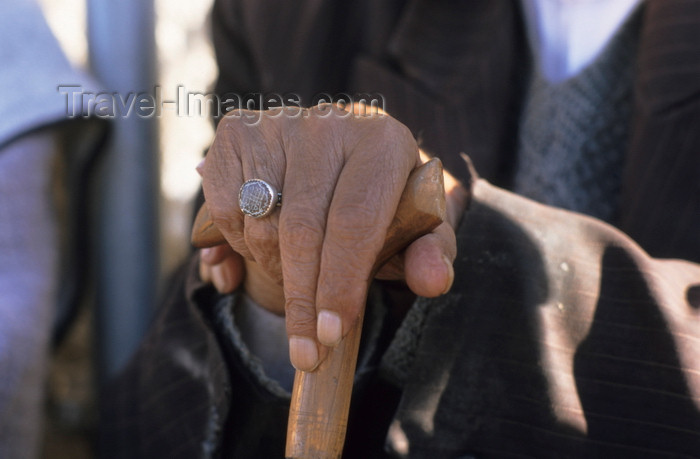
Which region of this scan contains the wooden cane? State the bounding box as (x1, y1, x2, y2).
(192, 158, 446, 458)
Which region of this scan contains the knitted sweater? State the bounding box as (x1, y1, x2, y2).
(512, 9, 642, 223)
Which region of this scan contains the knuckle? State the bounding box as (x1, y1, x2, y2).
(377, 114, 410, 138)
(324, 258, 369, 285)
(210, 122, 242, 159)
(229, 241, 253, 261)
(374, 117, 418, 161)
(244, 220, 278, 246)
(244, 222, 280, 264)
(285, 298, 317, 333)
(261, 259, 284, 285)
(279, 213, 325, 252)
(207, 209, 249, 258)
(217, 112, 245, 132)
(328, 203, 381, 241)
(317, 266, 368, 314)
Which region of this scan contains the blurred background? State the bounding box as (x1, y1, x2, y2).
(36, 0, 217, 456)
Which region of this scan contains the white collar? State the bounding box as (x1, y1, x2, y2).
(520, 0, 643, 83)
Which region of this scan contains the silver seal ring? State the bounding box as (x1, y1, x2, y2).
(239, 179, 281, 218)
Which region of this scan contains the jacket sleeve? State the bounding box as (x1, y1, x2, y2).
(382, 167, 700, 457)
(100, 257, 291, 459)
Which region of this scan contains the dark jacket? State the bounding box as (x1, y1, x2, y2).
(102, 1, 700, 457)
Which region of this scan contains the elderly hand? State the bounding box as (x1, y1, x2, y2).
(199, 105, 465, 371)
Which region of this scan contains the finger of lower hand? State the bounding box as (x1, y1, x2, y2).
(200, 244, 235, 265)
(198, 246, 246, 294)
(210, 255, 245, 294)
(199, 257, 212, 284)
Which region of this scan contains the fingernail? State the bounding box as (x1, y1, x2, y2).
(317, 310, 342, 346)
(199, 262, 211, 284)
(211, 264, 234, 294)
(200, 247, 213, 263)
(196, 159, 205, 176)
(441, 255, 454, 295)
(289, 336, 319, 371)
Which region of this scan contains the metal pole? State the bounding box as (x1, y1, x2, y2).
(87, 0, 159, 381)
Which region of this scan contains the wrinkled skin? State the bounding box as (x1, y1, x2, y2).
(199, 105, 466, 371)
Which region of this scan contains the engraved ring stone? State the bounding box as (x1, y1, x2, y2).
(238, 179, 281, 218)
